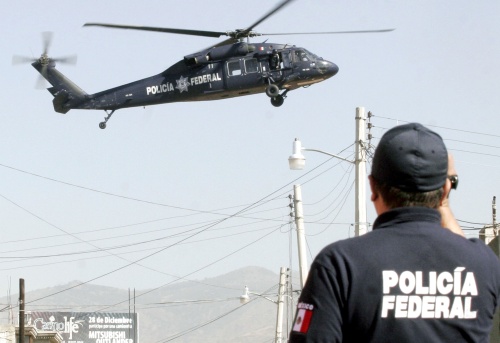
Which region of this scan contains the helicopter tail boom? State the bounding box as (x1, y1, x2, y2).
(32, 59, 87, 114)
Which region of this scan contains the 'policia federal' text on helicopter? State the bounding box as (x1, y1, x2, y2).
(18, 0, 393, 129)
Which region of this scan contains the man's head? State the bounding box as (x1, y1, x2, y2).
(370, 123, 448, 210)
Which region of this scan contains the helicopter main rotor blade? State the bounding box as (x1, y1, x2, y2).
(84, 23, 227, 39)
(260, 28, 395, 36)
(84, 1, 393, 46)
(242, 0, 296, 36)
(84, 0, 297, 41)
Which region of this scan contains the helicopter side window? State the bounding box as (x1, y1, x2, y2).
(227, 60, 242, 76)
(244, 58, 259, 73)
(294, 50, 309, 62)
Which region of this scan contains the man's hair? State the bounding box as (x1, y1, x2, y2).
(373, 178, 443, 209)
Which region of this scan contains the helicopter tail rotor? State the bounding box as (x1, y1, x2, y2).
(13, 32, 77, 88)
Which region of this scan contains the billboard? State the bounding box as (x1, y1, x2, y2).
(27, 312, 138, 343)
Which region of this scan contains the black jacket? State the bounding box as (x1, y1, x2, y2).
(290, 207, 500, 343)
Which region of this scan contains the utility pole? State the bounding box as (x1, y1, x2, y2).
(355, 107, 368, 236)
(493, 196, 497, 236)
(293, 185, 308, 289)
(290, 107, 369, 288)
(19, 278, 25, 343)
(274, 267, 287, 343)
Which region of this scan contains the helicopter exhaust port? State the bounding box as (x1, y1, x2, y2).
(184, 54, 209, 66)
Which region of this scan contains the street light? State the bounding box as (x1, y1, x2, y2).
(239, 267, 288, 343)
(288, 136, 363, 288)
(287, 107, 368, 294)
(288, 139, 355, 170)
(288, 106, 368, 239)
(239, 286, 277, 305)
(288, 107, 367, 288)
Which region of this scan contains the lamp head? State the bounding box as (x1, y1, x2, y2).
(288, 138, 305, 170)
(239, 294, 250, 304)
(240, 286, 250, 304)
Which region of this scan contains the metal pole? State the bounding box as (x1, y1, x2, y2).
(19, 278, 24, 343)
(355, 107, 368, 236)
(493, 196, 497, 236)
(293, 184, 308, 288)
(274, 267, 287, 343)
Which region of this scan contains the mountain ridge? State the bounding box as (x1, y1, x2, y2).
(0, 266, 297, 342)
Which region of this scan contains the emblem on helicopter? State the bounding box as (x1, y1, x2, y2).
(175, 76, 191, 93)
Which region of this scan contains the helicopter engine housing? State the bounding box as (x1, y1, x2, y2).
(184, 42, 255, 66)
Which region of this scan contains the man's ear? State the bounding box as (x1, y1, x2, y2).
(440, 176, 452, 205)
(369, 175, 378, 202)
(369, 175, 390, 215)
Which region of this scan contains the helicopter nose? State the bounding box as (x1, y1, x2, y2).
(316, 60, 339, 78)
(327, 61, 339, 77)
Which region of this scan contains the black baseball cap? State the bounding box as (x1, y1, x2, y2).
(371, 123, 448, 192)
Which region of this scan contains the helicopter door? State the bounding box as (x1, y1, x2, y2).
(225, 58, 261, 90)
(281, 51, 291, 69)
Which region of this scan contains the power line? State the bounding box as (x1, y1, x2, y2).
(446, 138, 500, 150)
(2, 198, 276, 308)
(0, 153, 324, 310)
(370, 116, 500, 139)
(0, 202, 285, 246)
(0, 213, 288, 259)
(0, 162, 287, 218)
(156, 283, 281, 343)
(0, 223, 285, 263)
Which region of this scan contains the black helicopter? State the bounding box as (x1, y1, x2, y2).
(21, 0, 392, 129)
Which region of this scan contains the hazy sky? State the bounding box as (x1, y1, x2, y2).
(1, 0, 499, 306)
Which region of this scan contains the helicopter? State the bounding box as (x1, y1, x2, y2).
(19, 0, 393, 129)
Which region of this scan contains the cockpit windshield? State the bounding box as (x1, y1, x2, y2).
(293, 49, 319, 62)
(305, 49, 319, 60)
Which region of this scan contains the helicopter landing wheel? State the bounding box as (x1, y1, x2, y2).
(99, 109, 116, 129)
(271, 95, 284, 107)
(266, 84, 280, 98)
